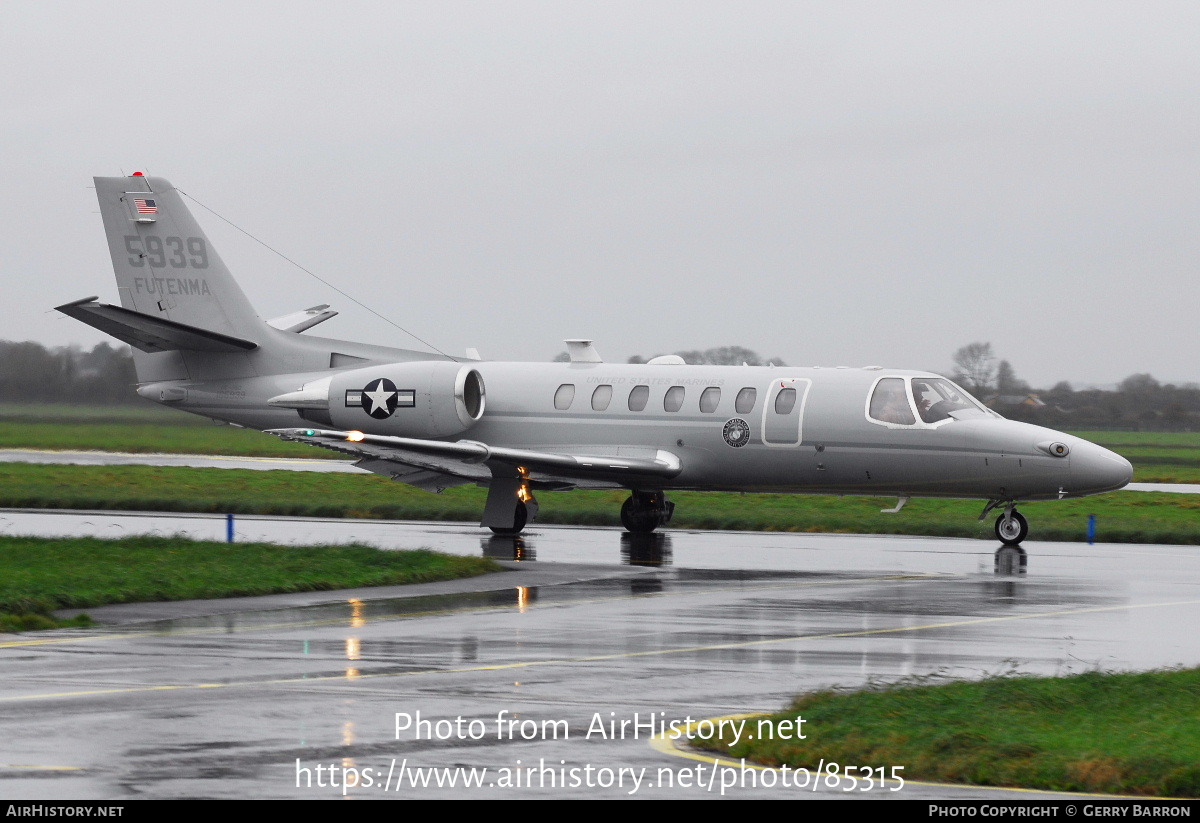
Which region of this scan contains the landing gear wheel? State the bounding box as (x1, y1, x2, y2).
(490, 501, 528, 535)
(994, 509, 1029, 546)
(621, 496, 659, 533)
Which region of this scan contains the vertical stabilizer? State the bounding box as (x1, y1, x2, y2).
(94, 174, 266, 381)
(95, 175, 262, 336)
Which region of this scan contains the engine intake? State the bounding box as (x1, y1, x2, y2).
(318, 361, 486, 437)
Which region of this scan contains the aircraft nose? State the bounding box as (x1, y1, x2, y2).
(1071, 442, 1133, 494)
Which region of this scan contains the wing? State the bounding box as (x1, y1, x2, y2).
(266, 428, 682, 491)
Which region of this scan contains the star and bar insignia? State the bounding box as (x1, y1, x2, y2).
(345, 378, 415, 419)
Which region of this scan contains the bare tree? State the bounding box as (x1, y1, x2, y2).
(952, 342, 997, 396)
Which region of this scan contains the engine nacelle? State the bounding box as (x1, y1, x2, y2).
(280, 361, 486, 438)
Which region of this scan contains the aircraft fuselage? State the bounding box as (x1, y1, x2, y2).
(141, 359, 1132, 503)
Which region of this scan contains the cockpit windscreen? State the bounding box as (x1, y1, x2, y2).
(911, 378, 993, 423)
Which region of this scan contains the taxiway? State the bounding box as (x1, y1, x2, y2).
(2, 511, 1198, 799)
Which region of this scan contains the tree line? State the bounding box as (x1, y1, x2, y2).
(0, 341, 137, 405)
(951, 342, 1200, 431)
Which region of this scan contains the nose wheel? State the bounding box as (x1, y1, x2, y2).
(994, 508, 1029, 546)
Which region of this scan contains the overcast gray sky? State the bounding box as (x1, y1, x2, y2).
(4, 1, 1197, 387)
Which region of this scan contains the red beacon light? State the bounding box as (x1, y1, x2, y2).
(131, 171, 144, 176)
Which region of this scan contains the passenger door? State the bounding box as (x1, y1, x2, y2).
(761, 378, 811, 446)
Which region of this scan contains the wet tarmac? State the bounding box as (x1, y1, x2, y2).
(2, 510, 1199, 799)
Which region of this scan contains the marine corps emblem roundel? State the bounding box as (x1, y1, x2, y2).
(722, 418, 750, 448)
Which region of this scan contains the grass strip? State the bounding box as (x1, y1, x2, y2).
(0, 535, 500, 632)
(699, 669, 1200, 797)
(1, 463, 1199, 544)
(0, 403, 340, 457)
(0, 403, 202, 425)
(1132, 465, 1200, 484)
(1071, 431, 1200, 449)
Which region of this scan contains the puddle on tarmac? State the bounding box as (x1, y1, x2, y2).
(114, 567, 863, 635)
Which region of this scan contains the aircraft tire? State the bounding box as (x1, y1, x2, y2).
(620, 496, 659, 534)
(490, 502, 528, 535)
(994, 510, 1029, 546)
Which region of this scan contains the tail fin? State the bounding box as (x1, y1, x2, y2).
(89, 174, 274, 383)
(94, 174, 262, 338)
(82, 175, 436, 389)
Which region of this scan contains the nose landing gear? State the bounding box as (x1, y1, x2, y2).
(994, 507, 1029, 546)
(980, 500, 1029, 546)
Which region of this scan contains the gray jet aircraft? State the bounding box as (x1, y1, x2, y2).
(58, 174, 1133, 544)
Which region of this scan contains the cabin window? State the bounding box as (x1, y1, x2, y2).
(628, 384, 649, 411)
(735, 387, 757, 414)
(699, 386, 721, 413)
(869, 378, 915, 425)
(554, 383, 575, 410)
(774, 387, 797, 415)
(591, 384, 613, 411)
(664, 386, 685, 413)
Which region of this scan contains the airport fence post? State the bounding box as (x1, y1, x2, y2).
(1087, 514, 1096, 545)
(226, 513, 234, 543)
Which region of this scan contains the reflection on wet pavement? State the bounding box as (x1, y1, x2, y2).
(3, 509, 1200, 799)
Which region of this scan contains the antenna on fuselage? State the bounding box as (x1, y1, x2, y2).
(177, 188, 453, 359)
(564, 339, 603, 363)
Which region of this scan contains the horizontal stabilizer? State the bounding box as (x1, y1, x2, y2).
(267, 304, 338, 334)
(55, 297, 258, 353)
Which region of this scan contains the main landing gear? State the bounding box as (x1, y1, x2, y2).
(620, 491, 675, 534)
(482, 476, 539, 535)
(490, 501, 530, 536)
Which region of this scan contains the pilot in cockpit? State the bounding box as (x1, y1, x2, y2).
(874, 379, 916, 425)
